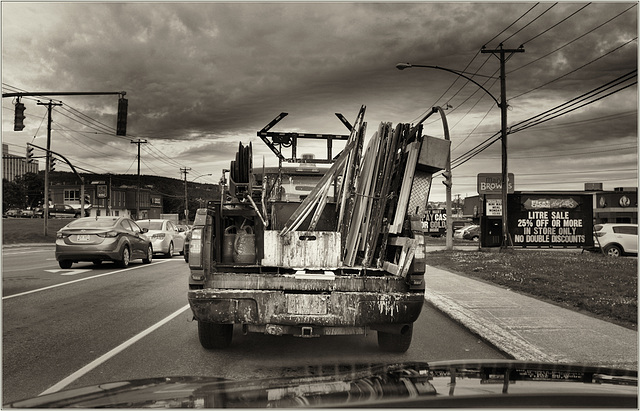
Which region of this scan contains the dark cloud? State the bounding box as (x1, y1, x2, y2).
(2, 2, 637, 197)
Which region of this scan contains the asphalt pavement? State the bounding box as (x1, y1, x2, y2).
(424, 264, 638, 371)
(4, 243, 637, 371)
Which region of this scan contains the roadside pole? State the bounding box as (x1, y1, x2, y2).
(37, 100, 62, 236)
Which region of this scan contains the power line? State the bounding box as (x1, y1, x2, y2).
(500, 2, 558, 44)
(509, 70, 637, 133)
(520, 3, 591, 46)
(512, 37, 637, 99)
(450, 70, 637, 168)
(508, 3, 637, 74)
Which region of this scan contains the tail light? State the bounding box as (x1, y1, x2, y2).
(96, 231, 119, 238)
(189, 228, 203, 269)
(56, 232, 69, 239)
(595, 232, 606, 237)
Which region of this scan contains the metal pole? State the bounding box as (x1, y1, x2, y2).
(434, 107, 453, 250)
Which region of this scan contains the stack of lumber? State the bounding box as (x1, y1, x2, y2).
(280, 106, 426, 271)
(343, 122, 424, 268)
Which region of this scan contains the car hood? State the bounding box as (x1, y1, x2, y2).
(5, 360, 637, 408)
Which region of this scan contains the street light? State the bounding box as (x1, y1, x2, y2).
(397, 49, 523, 248)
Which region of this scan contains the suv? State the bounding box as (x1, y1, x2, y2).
(593, 223, 638, 257)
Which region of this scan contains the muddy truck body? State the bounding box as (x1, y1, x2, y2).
(187, 107, 450, 352)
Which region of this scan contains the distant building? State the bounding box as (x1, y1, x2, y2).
(2, 143, 39, 181)
(48, 182, 163, 219)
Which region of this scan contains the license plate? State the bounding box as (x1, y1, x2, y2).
(286, 294, 328, 315)
(76, 234, 90, 242)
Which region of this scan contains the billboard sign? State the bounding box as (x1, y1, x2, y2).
(423, 209, 446, 234)
(477, 173, 514, 194)
(508, 193, 593, 248)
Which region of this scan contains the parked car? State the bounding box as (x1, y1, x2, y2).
(19, 209, 35, 218)
(463, 225, 480, 241)
(55, 217, 153, 269)
(136, 219, 186, 258)
(49, 204, 90, 218)
(593, 223, 638, 257)
(176, 224, 190, 244)
(33, 207, 44, 218)
(454, 224, 479, 239)
(3, 209, 21, 218)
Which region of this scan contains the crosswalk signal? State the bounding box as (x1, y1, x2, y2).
(14, 102, 26, 131)
(116, 97, 128, 136)
(26, 145, 34, 163)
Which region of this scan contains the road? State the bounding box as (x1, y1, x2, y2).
(2, 245, 507, 404)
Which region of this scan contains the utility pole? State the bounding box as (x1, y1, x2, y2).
(181, 167, 191, 224)
(131, 139, 147, 219)
(481, 44, 524, 249)
(37, 100, 62, 236)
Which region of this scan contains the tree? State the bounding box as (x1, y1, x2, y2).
(15, 172, 44, 208)
(3, 179, 25, 211)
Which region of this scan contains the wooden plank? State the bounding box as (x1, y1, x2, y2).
(389, 140, 421, 233)
(343, 127, 382, 266)
(399, 240, 417, 278)
(336, 106, 367, 228)
(338, 120, 365, 246)
(363, 123, 402, 266)
(387, 236, 410, 246)
(280, 139, 356, 236)
(263, 230, 341, 268)
(382, 261, 400, 275)
(307, 177, 333, 231)
(376, 123, 410, 266)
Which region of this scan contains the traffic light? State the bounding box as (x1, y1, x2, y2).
(116, 97, 128, 136)
(442, 171, 452, 188)
(14, 102, 26, 131)
(49, 157, 57, 172)
(26, 145, 34, 163)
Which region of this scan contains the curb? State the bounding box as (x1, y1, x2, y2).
(424, 289, 560, 363)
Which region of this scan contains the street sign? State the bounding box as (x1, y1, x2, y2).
(485, 199, 502, 216)
(97, 185, 108, 199)
(477, 173, 514, 194)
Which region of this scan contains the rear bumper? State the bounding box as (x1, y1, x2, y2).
(55, 240, 121, 262)
(188, 289, 424, 330)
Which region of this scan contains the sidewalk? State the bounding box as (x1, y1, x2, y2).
(424, 265, 638, 370)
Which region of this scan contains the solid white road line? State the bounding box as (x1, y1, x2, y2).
(2, 260, 173, 300)
(40, 304, 191, 395)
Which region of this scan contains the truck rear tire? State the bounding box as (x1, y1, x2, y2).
(198, 321, 233, 349)
(377, 324, 413, 353)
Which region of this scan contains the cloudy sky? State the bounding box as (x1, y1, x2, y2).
(2, 2, 637, 202)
